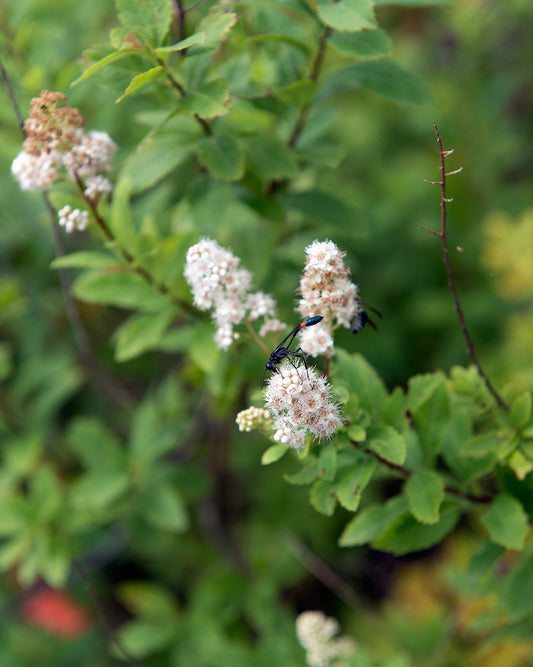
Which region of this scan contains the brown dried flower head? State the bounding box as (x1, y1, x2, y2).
(24, 90, 85, 157)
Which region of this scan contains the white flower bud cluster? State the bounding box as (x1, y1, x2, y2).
(264, 363, 342, 449)
(296, 611, 357, 667)
(298, 240, 364, 357)
(184, 238, 283, 350)
(58, 206, 89, 233)
(235, 406, 272, 432)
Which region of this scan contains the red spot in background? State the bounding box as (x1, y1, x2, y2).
(21, 588, 93, 639)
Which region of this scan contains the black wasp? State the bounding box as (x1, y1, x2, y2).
(262, 316, 323, 387)
(352, 300, 382, 334)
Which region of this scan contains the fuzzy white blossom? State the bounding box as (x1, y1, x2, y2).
(11, 150, 61, 191)
(62, 130, 116, 178)
(84, 174, 113, 200)
(296, 611, 357, 667)
(297, 240, 365, 358)
(264, 362, 342, 449)
(58, 206, 89, 233)
(184, 238, 282, 350)
(11, 91, 116, 213)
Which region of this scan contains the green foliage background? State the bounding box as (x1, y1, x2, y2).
(1, 1, 533, 665)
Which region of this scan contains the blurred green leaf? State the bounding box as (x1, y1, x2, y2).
(114, 307, 177, 361)
(196, 134, 245, 181)
(368, 425, 406, 465)
(261, 444, 288, 465)
(480, 493, 529, 550)
(510, 392, 532, 430)
(317, 0, 376, 31)
(336, 457, 377, 511)
(73, 269, 170, 311)
(317, 60, 433, 104)
(310, 479, 337, 516)
(339, 495, 408, 546)
(242, 135, 298, 179)
(138, 479, 188, 532)
(405, 469, 444, 524)
(329, 29, 390, 57)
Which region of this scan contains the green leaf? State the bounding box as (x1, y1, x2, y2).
(51, 251, 116, 270)
(155, 32, 207, 54)
(67, 418, 126, 470)
(510, 392, 532, 430)
(336, 458, 377, 511)
(261, 443, 288, 465)
(405, 469, 444, 524)
(317, 0, 376, 31)
(117, 0, 172, 46)
(499, 552, 533, 623)
(197, 9, 239, 47)
(130, 399, 179, 465)
(182, 79, 231, 119)
(339, 495, 408, 546)
(120, 116, 198, 193)
(374, 502, 461, 555)
(334, 351, 388, 414)
(368, 425, 406, 465)
(317, 443, 337, 481)
(407, 373, 450, 463)
(117, 621, 175, 659)
(196, 134, 245, 181)
(242, 135, 298, 179)
(310, 479, 337, 516)
(284, 459, 319, 484)
(73, 270, 170, 311)
(462, 432, 501, 458)
(282, 191, 360, 232)
(509, 450, 533, 480)
(138, 480, 188, 532)
(70, 470, 130, 511)
(71, 49, 139, 86)
(117, 66, 166, 102)
(329, 29, 390, 58)
(114, 308, 177, 362)
(317, 60, 433, 105)
(109, 178, 136, 250)
(480, 494, 529, 550)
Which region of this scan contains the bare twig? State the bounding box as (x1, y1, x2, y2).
(170, 0, 186, 42)
(267, 25, 332, 196)
(0, 56, 25, 132)
(74, 561, 148, 667)
(424, 123, 508, 411)
(280, 530, 361, 609)
(351, 439, 493, 505)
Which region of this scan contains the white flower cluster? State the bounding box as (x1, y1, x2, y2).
(264, 362, 342, 449)
(58, 206, 89, 233)
(298, 240, 364, 357)
(184, 237, 284, 349)
(235, 406, 272, 432)
(11, 151, 61, 191)
(11, 91, 116, 219)
(296, 611, 357, 667)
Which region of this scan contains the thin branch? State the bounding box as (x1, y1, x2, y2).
(0, 56, 25, 132)
(72, 172, 197, 315)
(74, 561, 148, 667)
(280, 530, 361, 610)
(266, 25, 331, 196)
(351, 439, 493, 505)
(424, 123, 508, 411)
(170, 0, 186, 42)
